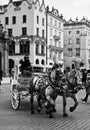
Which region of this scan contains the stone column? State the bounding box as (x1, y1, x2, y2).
(4, 42, 9, 77)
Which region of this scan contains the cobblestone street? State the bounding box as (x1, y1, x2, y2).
(0, 84, 90, 130)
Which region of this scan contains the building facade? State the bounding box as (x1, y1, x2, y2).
(0, 22, 9, 76)
(46, 6, 64, 66)
(0, 0, 46, 73)
(64, 17, 90, 69)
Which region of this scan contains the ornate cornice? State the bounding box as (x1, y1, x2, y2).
(64, 17, 90, 28)
(46, 6, 64, 22)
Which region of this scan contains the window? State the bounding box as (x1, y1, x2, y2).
(8, 29, 12, 37)
(50, 18, 52, 25)
(58, 41, 61, 47)
(36, 44, 39, 54)
(50, 51, 52, 58)
(55, 51, 57, 59)
(89, 49, 90, 57)
(36, 28, 39, 36)
(76, 38, 80, 44)
(23, 15, 26, 23)
(55, 30, 57, 35)
(41, 59, 45, 65)
(36, 59, 39, 64)
(22, 27, 27, 35)
(41, 45, 44, 54)
(50, 28, 52, 36)
(68, 48, 72, 57)
(59, 32, 61, 39)
(76, 48, 80, 56)
(37, 16, 39, 24)
(68, 38, 72, 44)
(9, 41, 15, 55)
(50, 39, 52, 46)
(42, 30, 44, 38)
(76, 30, 80, 34)
(54, 40, 56, 46)
(58, 52, 61, 60)
(12, 16, 16, 24)
(55, 20, 57, 26)
(42, 18, 44, 26)
(59, 23, 61, 28)
(20, 40, 29, 54)
(5, 17, 9, 25)
(69, 31, 71, 34)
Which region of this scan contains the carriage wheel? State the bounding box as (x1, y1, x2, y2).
(11, 88, 20, 110)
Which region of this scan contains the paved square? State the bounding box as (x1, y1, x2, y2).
(0, 84, 90, 130)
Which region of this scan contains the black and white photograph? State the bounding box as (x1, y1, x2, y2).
(0, 0, 90, 130)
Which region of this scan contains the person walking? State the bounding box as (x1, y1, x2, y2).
(81, 67, 87, 86)
(81, 69, 90, 103)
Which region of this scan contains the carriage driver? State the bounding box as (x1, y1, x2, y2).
(19, 55, 33, 77)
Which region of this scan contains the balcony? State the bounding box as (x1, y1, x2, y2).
(53, 35, 60, 41)
(49, 45, 63, 52)
(67, 43, 73, 48)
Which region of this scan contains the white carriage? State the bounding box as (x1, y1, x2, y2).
(10, 61, 35, 110)
(10, 64, 48, 110)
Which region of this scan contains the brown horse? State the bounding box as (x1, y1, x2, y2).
(49, 67, 82, 117)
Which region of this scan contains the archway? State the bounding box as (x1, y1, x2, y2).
(9, 59, 14, 76)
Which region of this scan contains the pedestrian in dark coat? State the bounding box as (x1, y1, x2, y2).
(81, 69, 90, 103)
(81, 68, 87, 86)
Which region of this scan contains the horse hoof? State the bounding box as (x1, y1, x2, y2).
(37, 107, 41, 113)
(49, 114, 54, 118)
(70, 102, 79, 112)
(70, 106, 77, 112)
(63, 113, 68, 117)
(31, 110, 35, 114)
(45, 110, 49, 114)
(52, 108, 57, 113)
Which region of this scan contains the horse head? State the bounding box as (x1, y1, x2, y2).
(48, 65, 63, 84)
(67, 68, 82, 91)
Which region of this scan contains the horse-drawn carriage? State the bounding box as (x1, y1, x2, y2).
(10, 62, 66, 118)
(10, 61, 83, 118)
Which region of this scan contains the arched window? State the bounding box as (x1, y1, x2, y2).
(20, 40, 30, 54)
(49, 63, 53, 65)
(9, 41, 15, 55)
(41, 59, 45, 65)
(41, 45, 44, 54)
(36, 59, 39, 64)
(36, 44, 39, 54)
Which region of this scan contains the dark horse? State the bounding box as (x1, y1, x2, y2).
(30, 73, 57, 118)
(48, 66, 82, 117)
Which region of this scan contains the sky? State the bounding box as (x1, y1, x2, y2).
(0, 0, 90, 20)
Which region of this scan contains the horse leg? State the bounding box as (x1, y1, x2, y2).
(69, 93, 79, 112)
(52, 103, 56, 113)
(45, 98, 54, 118)
(30, 93, 35, 114)
(48, 102, 54, 118)
(37, 94, 42, 113)
(63, 92, 68, 117)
